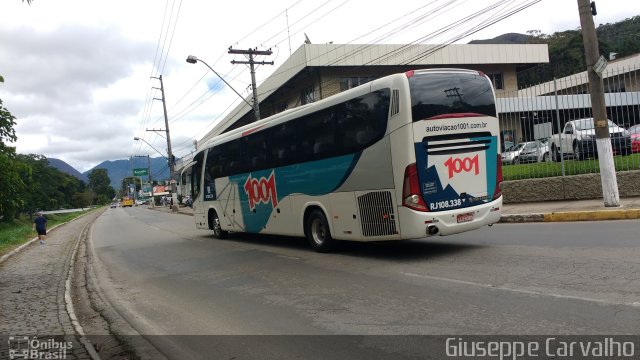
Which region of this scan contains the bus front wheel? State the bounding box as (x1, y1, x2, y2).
(209, 210, 228, 239)
(305, 209, 334, 253)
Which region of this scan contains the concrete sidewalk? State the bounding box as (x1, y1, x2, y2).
(0, 213, 100, 359)
(500, 197, 640, 222)
(150, 197, 640, 223)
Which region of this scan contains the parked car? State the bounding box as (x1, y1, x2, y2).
(501, 141, 545, 164)
(538, 138, 551, 162)
(629, 124, 640, 153)
(549, 118, 632, 161)
(110, 203, 117, 208)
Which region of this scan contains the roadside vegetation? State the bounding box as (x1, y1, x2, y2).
(503, 153, 640, 181)
(0, 210, 94, 256)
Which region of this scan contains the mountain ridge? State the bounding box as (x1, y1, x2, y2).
(83, 158, 171, 189)
(44, 157, 171, 190)
(47, 158, 89, 183)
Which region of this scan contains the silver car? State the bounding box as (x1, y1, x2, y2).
(502, 140, 547, 164)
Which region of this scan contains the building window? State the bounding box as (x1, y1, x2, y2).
(488, 73, 504, 90)
(300, 85, 315, 105)
(339, 76, 375, 91)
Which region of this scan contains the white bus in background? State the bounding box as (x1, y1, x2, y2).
(189, 69, 503, 252)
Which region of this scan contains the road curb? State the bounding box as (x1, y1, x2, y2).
(499, 213, 545, 223)
(542, 208, 640, 222)
(500, 208, 640, 223)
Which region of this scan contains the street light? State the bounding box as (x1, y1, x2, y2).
(134, 137, 168, 160)
(185, 55, 254, 109)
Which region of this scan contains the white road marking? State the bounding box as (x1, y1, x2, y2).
(400, 272, 639, 307)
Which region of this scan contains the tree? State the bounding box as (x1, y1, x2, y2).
(15, 154, 84, 212)
(0, 101, 17, 152)
(120, 176, 142, 197)
(519, 16, 640, 86)
(0, 76, 25, 221)
(88, 168, 115, 204)
(0, 152, 27, 220)
(72, 192, 94, 208)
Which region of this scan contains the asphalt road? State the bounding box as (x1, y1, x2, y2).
(88, 207, 640, 358)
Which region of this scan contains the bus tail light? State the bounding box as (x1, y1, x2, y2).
(493, 154, 503, 200)
(405, 70, 415, 78)
(402, 163, 428, 211)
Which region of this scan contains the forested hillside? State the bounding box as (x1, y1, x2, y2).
(471, 15, 640, 87)
(523, 15, 640, 86)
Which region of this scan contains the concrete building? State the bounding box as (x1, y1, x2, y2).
(198, 43, 549, 145)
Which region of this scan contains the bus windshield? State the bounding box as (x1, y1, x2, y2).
(408, 72, 496, 121)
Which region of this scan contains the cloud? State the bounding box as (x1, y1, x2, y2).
(0, 24, 155, 171)
(1, 25, 152, 99)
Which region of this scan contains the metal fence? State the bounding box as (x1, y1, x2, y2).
(497, 60, 640, 180)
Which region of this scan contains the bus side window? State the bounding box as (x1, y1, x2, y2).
(267, 124, 294, 167)
(313, 109, 337, 159)
(191, 151, 204, 198)
(356, 125, 376, 145)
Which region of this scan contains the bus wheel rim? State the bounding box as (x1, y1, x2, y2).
(213, 215, 221, 235)
(311, 218, 326, 245)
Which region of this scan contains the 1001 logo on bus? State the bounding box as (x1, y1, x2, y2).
(244, 171, 278, 211)
(444, 154, 479, 179)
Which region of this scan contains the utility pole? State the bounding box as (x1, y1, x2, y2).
(228, 47, 274, 121)
(152, 75, 178, 211)
(576, 0, 619, 207)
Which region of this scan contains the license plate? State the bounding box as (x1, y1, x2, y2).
(457, 212, 474, 223)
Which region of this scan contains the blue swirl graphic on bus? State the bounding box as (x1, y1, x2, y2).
(229, 154, 358, 233)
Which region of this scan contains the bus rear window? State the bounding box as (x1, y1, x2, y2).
(408, 72, 496, 122)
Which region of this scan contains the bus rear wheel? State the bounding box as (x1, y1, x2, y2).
(209, 210, 228, 239)
(305, 210, 334, 253)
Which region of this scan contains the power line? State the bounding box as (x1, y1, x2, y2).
(159, 0, 184, 75)
(168, 0, 541, 148)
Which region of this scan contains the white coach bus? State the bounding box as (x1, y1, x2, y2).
(189, 69, 503, 251)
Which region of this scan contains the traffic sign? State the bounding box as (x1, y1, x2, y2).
(593, 55, 608, 77)
(133, 168, 149, 176)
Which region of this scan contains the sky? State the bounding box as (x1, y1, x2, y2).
(0, 0, 635, 173)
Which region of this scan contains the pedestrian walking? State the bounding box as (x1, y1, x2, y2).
(33, 212, 48, 245)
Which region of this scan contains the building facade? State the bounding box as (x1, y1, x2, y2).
(199, 43, 549, 145)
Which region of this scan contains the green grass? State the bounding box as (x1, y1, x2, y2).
(503, 153, 640, 181)
(0, 210, 92, 256)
